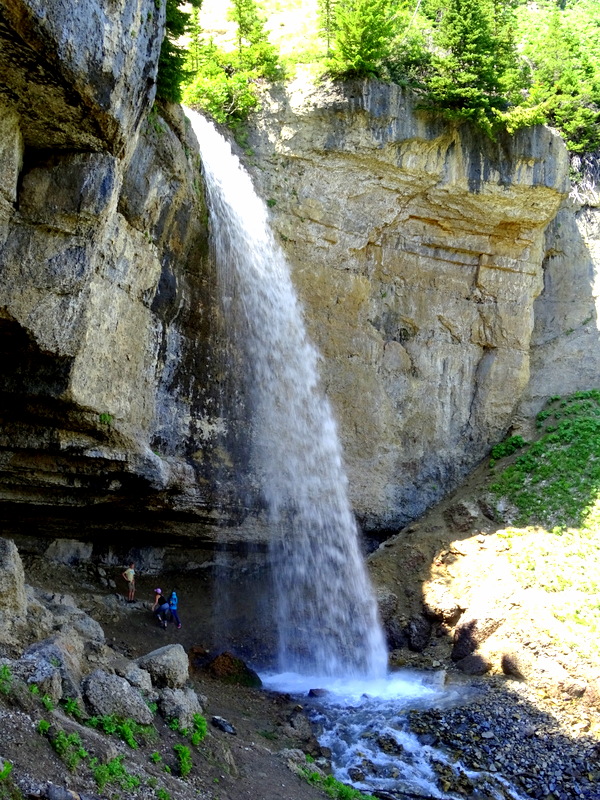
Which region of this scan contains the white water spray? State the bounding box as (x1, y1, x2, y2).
(187, 108, 387, 678)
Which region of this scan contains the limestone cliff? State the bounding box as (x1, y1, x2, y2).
(0, 0, 230, 555)
(1, 0, 598, 558)
(244, 77, 581, 531)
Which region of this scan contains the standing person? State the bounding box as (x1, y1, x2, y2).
(152, 588, 170, 629)
(121, 562, 136, 602)
(168, 590, 181, 629)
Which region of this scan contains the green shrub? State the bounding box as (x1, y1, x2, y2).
(50, 731, 88, 772)
(62, 697, 83, 718)
(41, 695, 54, 712)
(326, 0, 398, 78)
(0, 666, 12, 696)
(90, 755, 140, 792)
(300, 767, 379, 800)
(86, 714, 156, 748)
(190, 713, 207, 746)
(174, 743, 193, 778)
(489, 435, 528, 467)
(0, 762, 12, 781)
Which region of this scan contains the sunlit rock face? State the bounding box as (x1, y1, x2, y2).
(245, 79, 571, 530)
(0, 0, 593, 549)
(518, 196, 600, 425)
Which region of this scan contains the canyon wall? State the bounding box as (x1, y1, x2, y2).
(243, 77, 596, 531)
(0, 0, 242, 559)
(0, 0, 598, 558)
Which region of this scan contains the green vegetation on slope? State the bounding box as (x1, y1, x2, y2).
(490, 390, 600, 530)
(156, 0, 600, 152)
(489, 390, 600, 659)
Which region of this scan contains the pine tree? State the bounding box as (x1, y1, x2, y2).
(328, 0, 398, 78)
(228, 0, 268, 52)
(187, 6, 204, 74)
(226, 0, 279, 77)
(157, 0, 203, 103)
(522, 9, 600, 152)
(318, 0, 339, 56)
(424, 0, 515, 133)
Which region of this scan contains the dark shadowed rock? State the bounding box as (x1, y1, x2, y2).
(205, 652, 262, 687)
(384, 616, 408, 650)
(452, 608, 505, 661)
(455, 653, 492, 675)
(407, 616, 432, 652)
(211, 715, 237, 734)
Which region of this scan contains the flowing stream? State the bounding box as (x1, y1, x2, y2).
(187, 109, 525, 800)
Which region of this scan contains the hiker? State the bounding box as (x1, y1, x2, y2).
(168, 590, 181, 629)
(152, 588, 170, 629)
(121, 562, 135, 602)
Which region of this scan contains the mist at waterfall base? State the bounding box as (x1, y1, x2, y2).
(188, 109, 525, 800)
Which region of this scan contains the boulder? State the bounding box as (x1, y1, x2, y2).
(136, 644, 189, 689)
(384, 616, 408, 650)
(81, 669, 154, 724)
(452, 606, 506, 661)
(0, 537, 27, 642)
(583, 679, 600, 710)
(374, 587, 398, 622)
(501, 650, 532, 681)
(422, 581, 463, 625)
(407, 616, 432, 652)
(204, 652, 262, 687)
(119, 665, 154, 695)
(158, 686, 204, 730)
(22, 631, 87, 699)
(455, 653, 492, 675)
(443, 501, 481, 533)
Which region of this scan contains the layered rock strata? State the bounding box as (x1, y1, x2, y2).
(0, 0, 596, 552)
(245, 78, 571, 529)
(0, 0, 236, 552)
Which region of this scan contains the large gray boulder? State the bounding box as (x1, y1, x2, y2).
(82, 669, 154, 724)
(136, 644, 189, 689)
(158, 686, 204, 730)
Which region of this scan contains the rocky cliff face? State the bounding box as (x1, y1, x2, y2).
(244, 78, 580, 530)
(1, 0, 598, 560)
(0, 0, 237, 558)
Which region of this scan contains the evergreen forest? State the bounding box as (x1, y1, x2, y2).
(157, 0, 600, 157)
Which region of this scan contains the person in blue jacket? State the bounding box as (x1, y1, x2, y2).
(168, 590, 181, 629)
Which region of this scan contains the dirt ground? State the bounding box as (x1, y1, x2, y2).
(4, 451, 600, 800)
(5, 554, 331, 800)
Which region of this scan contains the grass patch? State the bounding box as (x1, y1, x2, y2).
(90, 755, 141, 793)
(300, 767, 379, 800)
(489, 390, 600, 661)
(0, 666, 12, 696)
(490, 390, 600, 529)
(86, 714, 156, 748)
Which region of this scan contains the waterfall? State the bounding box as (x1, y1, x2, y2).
(187, 108, 388, 679)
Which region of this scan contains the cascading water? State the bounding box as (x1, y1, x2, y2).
(187, 107, 387, 679)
